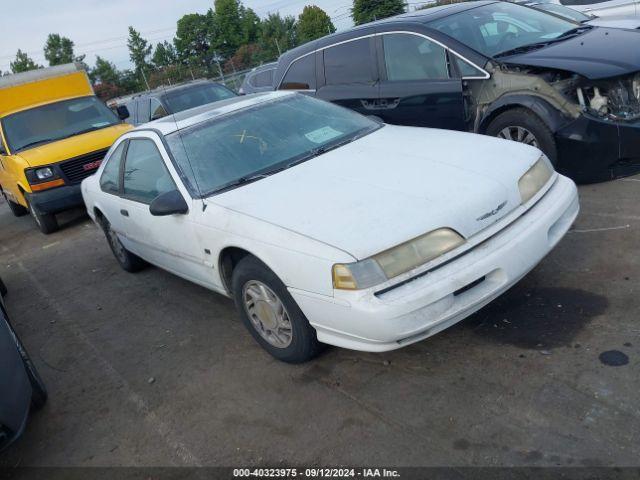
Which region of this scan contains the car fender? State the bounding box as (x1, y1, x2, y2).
(477, 94, 571, 134)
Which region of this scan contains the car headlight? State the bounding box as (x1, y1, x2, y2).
(35, 167, 54, 181)
(518, 157, 553, 204)
(332, 228, 465, 290)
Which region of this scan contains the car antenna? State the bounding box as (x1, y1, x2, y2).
(160, 80, 207, 212)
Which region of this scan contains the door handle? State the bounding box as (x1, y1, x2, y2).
(120, 209, 129, 217)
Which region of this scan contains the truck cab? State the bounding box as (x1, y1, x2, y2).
(0, 63, 132, 234)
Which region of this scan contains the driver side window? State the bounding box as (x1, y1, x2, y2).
(123, 139, 176, 204)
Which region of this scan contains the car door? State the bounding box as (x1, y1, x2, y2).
(97, 139, 129, 234)
(118, 135, 215, 288)
(374, 31, 466, 131)
(316, 36, 380, 117)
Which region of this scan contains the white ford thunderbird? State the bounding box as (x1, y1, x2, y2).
(81, 92, 579, 363)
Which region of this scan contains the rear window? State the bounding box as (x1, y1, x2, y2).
(324, 39, 375, 85)
(280, 55, 316, 90)
(252, 69, 275, 87)
(163, 84, 237, 114)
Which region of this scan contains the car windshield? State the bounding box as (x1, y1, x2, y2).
(428, 2, 580, 58)
(533, 3, 592, 22)
(162, 83, 237, 114)
(166, 94, 380, 196)
(1, 96, 120, 153)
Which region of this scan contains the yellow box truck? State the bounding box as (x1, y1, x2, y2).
(0, 63, 132, 233)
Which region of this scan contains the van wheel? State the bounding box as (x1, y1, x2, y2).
(232, 256, 323, 363)
(101, 218, 146, 273)
(25, 197, 59, 234)
(485, 108, 557, 165)
(2, 192, 28, 217)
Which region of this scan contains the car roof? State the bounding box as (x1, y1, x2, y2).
(134, 91, 295, 136)
(110, 79, 226, 105)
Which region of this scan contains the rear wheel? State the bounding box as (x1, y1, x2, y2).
(100, 217, 146, 273)
(25, 197, 59, 234)
(231, 256, 323, 363)
(485, 108, 558, 165)
(2, 191, 28, 217)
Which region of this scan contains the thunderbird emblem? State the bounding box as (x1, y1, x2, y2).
(476, 201, 507, 222)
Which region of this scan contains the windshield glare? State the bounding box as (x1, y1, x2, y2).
(534, 3, 591, 22)
(428, 2, 578, 57)
(2, 96, 120, 153)
(163, 84, 236, 114)
(166, 95, 379, 196)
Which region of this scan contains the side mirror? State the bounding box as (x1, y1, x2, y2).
(149, 190, 189, 216)
(116, 105, 130, 121)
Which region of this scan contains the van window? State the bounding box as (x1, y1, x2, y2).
(382, 34, 449, 81)
(137, 98, 151, 124)
(123, 139, 176, 204)
(324, 39, 374, 85)
(280, 54, 316, 90)
(100, 141, 127, 195)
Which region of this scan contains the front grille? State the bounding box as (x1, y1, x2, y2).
(59, 148, 109, 184)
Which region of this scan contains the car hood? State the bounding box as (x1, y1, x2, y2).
(500, 27, 640, 79)
(209, 125, 541, 260)
(12, 124, 131, 167)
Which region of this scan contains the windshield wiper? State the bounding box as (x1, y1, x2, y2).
(494, 26, 592, 58)
(15, 138, 57, 151)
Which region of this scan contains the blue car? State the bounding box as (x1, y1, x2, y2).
(0, 276, 47, 452)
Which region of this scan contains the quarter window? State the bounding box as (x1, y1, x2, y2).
(280, 54, 316, 90)
(252, 69, 275, 87)
(382, 34, 449, 81)
(123, 139, 176, 204)
(150, 98, 168, 121)
(100, 141, 127, 194)
(324, 39, 374, 85)
(452, 55, 485, 78)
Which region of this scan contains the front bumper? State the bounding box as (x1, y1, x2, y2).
(555, 115, 640, 184)
(290, 174, 579, 352)
(24, 184, 84, 215)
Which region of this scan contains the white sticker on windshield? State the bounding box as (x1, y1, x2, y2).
(92, 122, 111, 128)
(305, 126, 343, 144)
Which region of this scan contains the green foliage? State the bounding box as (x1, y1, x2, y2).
(10, 49, 41, 73)
(214, 0, 243, 58)
(260, 13, 297, 60)
(43, 34, 75, 66)
(90, 55, 121, 85)
(127, 26, 152, 76)
(352, 0, 406, 25)
(152, 41, 178, 68)
(239, 6, 262, 44)
(174, 11, 214, 68)
(297, 5, 336, 44)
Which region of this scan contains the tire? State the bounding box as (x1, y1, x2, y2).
(2, 191, 28, 217)
(100, 217, 146, 273)
(13, 333, 47, 410)
(25, 197, 58, 234)
(485, 108, 558, 165)
(231, 256, 324, 363)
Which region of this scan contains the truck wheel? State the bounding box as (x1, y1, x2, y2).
(2, 191, 28, 217)
(485, 108, 558, 165)
(231, 255, 324, 363)
(101, 218, 147, 273)
(26, 198, 59, 235)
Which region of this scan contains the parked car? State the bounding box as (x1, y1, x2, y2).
(273, 0, 640, 183)
(108, 80, 237, 126)
(0, 63, 132, 234)
(81, 92, 579, 363)
(539, 0, 638, 18)
(514, 0, 640, 28)
(0, 276, 47, 452)
(239, 63, 277, 94)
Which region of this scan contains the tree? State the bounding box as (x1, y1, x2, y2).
(152, 41, 178, 68)
(214, 0, 243, 58)
(90, 55, 121, 85)
(127, 26, 152, 82)
(239, 6, 261, 44)
(352, 0, 405, 25)
(260, 13, 297, 61)
(43, 34, 76, 66)
(224, 43, 263, 73)
(10, 49, 41, 73)
(297, 6, 335, 44)
(174, 11, 214, 68)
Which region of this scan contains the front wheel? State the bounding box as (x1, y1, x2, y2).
(231, 256, 323, 363)
(485, 108, 558, 165)
(101, 217, 146, 273)
(25, 198, 58, 234)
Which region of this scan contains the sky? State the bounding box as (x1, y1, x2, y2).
(0, 0, 356, 72)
